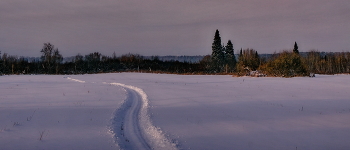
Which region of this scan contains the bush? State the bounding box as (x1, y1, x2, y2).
(260, 51, 308, 77)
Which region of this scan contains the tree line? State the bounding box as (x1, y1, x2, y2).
(1, 30, 349, 76)
(0, 43, 203, 75)
(205, 29, 350, 77)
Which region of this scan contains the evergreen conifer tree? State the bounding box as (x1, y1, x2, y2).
(238, 48, 243, 62)
(240, 48, 243, 55)
(293, 42, 299, 54)
(211, 30, 224, 72)
(254, 51, 260, 69)
(224, 40, 236, 72)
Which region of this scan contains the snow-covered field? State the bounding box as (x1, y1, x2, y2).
(1, 73, 350, 150)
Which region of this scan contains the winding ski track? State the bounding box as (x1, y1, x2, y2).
(66, 77, 177, 150)
(111, 84, 152, 150)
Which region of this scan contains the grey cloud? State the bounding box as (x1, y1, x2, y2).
(1, 0, 349, 57)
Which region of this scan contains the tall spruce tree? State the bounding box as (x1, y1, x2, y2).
(238, 48, 243, 62)
(211, 29, 224, 72)
(224, 40, 236, 72)
(293, 42, 299, 54)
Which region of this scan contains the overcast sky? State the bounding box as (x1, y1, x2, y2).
(1, 0, 349, 57)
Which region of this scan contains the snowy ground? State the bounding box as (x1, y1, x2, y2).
(1, 73, 350, 150)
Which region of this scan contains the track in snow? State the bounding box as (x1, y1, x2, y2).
(110, 83, 177, 150)
(66, 77, 177, 150)
(110, 84, 151, 149)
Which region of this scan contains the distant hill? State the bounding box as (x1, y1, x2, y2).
(144, 56, 205, 63)
(61, 55, 206, 63)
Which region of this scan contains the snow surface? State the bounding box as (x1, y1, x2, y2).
(0, 75, 124, 150)
(1, 73, 350, 150)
